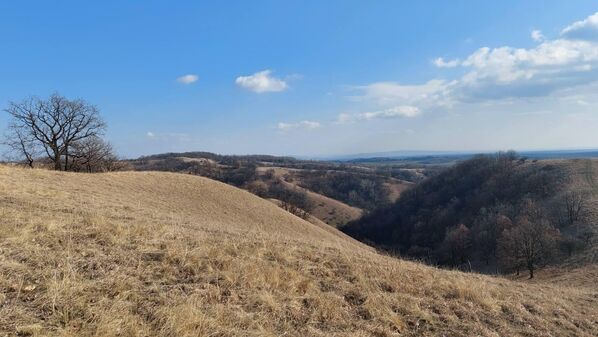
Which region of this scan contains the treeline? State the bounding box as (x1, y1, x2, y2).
(138, 152, 298, 166)
(342, 152, 595, 277)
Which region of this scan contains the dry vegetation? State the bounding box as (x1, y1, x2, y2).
(1, 166, 597, 336)
(256, 166, 363, 227)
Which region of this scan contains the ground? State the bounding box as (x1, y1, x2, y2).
(0, 166, 596, 337)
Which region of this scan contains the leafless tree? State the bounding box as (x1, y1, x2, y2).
(68, 136, 117, 172)
(562, 191, 586, 226)
(441, 224, 472, 266)
(4, 123, 38, 167)
(498, 200, 559, 278)
(4, 93, 106, 170)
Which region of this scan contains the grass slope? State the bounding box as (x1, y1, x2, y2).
(0, 166, 597, 337)
(256, 166, 363, 227)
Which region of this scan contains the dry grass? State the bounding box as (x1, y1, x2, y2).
(0, 166, 597, 337)
(256, 166, 363, 227)
(383, 180, 413, 203)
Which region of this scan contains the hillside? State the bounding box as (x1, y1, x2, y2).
(129, 152, 415, 227)
(255, 166, 363, 227)
(1, 166, 597, 336)
(343, 154, 598, 274)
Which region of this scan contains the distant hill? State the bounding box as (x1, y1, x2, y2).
(1, 166, 597, 336)
(128, 151, 416, 226)
(336, 149, 598, 165)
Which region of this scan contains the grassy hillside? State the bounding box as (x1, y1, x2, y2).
(1, 166, 597, 336)
(129, 152, 414, 227)
(255, 167, 364, 227)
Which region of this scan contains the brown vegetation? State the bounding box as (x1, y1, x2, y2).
(344, 154, 598, 276)
(0, 166, 597, 336)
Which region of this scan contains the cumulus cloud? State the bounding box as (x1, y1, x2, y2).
(354, 11, 598, 112)
(177, 74, 199, 84)
(531, 29, 544, 42)
(455, 37, 598, 100)
(146, 131, 155, 138)
(236, 70, 288, 93)
(277, 120, 321, 131)
(434, 57, 460, 68)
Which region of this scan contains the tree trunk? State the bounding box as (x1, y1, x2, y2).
(53, 149, 62, 171)
(528, 262, 534, 279)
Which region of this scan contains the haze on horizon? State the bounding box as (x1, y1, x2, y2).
(1, 1, 598, 158)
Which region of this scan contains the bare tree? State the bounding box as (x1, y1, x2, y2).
(4, 123, 38, 167)
(562, 191, 586, 226)
(441, 224, 472, 266)
(4, 93, 106, 170)
(498, 200, 559, 278)
(68, 136, 117, 172)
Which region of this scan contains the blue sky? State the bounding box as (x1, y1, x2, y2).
(1, 1, 598, 158)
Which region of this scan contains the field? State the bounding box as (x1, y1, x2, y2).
(0, 166, 597, 336)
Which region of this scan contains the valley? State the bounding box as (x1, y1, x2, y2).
(1, 166, 597, 336)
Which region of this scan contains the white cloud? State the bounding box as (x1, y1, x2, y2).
(561, 12, 598, 41)
(235, 70, 288, 93)
(177, 74, 199, 84)
(335, 113, 354, 124)
(434, 57, 460, 68)
(360, 12, 598, 107)
(359, 106, 421, 120)
(352, 79, 455, 109)
(277, 120, 321, 131)
(531, 29, 544, 42)
(145, 132, 191, 142)
(337, 106, 420, 124)
(455, 37, 598, 100)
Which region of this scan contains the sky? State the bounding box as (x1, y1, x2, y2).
(1, 1, 598, 158)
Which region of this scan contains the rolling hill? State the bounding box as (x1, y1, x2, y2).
(342, 155, 598, 275)
(0, 166, 597, 336)
(129, 152, 414, 227)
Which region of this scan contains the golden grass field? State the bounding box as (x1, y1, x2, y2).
(0, 166, 597, 336)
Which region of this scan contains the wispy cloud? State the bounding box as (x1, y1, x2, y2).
(145, 132, 191, 142)
(351, 79, 454, 109)
(561, 12, 598, 40)
(337, 106, 421, 124)
(277, 120, 321, 131)
(433, 57, 460, 68)
(177, 74, 199, 84)
(236, 70, 288, 93)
